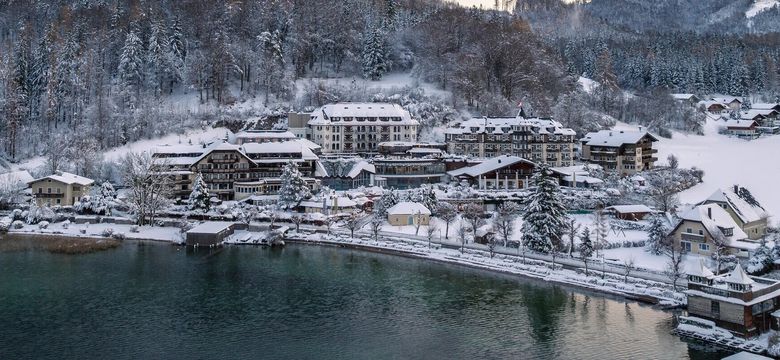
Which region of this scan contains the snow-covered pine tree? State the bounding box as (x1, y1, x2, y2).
(362, 25, 388, 81)
(188, 173, 211, 212)
(578, 227, 594, 275)
(147, 21, 171, 95)
(117, 30, 144, 109)
(747, 239, 773, 275)
(520, 164, 569, 253)
(278, 161, 312, 210)
(645, 214, 669, 255)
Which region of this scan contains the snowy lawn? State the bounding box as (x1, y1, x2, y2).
(9, 221, 183, 243)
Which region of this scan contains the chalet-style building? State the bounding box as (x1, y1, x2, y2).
(752, 103, 780, 112)
(299, 196, 358, 215)
(723, 120, 759, 139)
(669, 204, 753, 256)
(579, 130, 659, 176)
(701, 187, 768, 240)
(671, 93, 701, 106)
(319, 159, 377, 190)
(308, 103, 419, 154)
(686, 262, 780, 338)
(698, 100, 728, 114)
(153, 140, 321, 201)
(387, 202, 431, 226)
(444, 116, 575, 167)
(28, 172, 94, 206)
(712, 96, 743, 110)
(549, 165, 604, 188)
(447, 155, 535, 190)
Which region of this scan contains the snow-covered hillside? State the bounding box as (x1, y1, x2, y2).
(746, 0, 780, 17)
(619, 120, 780, 222)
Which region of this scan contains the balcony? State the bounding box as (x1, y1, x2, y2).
(36, 193, 64, 199)
(681, 233, 705, 242)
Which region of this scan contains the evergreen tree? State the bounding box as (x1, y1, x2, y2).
(362, 25, 388, 81)
(278, 161, 312, 209)
(520, 164, 569, 253)
(117, 30, 144, 109)
(188, 173, 211, 212)
(578, 227, 594, 275)
(147, 21, 171, 95)
(747, 239, 773, 275)
(645, 214, 669, 255)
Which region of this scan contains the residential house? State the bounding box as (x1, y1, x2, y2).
(686, 262, 780, 338)
(308, 103, 419, 154)
(701, 187, 768, 240)
(671, 93, 701, 106)
(549, 165, 604, 188)
(447, 155, 535, 190)
(319, 159, 377, 190)
(387, 202, 431, 226)
(712, 96, 743, 110)
(752, 103, 780, 112)
(444, 115, 576, 166)
(28, 172, 94, 206)
(669, 204, 753, 257)
(579, 129, 659, 176)
(723, 120, 759, 139)
(698, 100, 728, 114)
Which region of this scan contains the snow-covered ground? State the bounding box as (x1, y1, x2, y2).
(746, 0, 780, 18)
(295, 72, 453, 100)
(633, 118, 780, 222)
(8, 221, 183, 243)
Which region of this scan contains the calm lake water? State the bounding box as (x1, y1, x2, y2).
(0, 241, 729, 359)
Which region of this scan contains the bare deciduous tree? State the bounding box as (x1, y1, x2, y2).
(121, 152, 171, 226)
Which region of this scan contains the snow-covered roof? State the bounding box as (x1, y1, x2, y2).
(30, 171, 94, 186)
(241, 142, 318, 161)
(347, 161, 375, 178)
(741, 109, 777, 120)
(0, 170, 34, 189)
(445, 116, 575, 136)
(407, 148, 442, 154)
(387, 201, 431, 215)
(308, 103, 417, 126)
(721, 351, 773, 360)
(687, 259, 715, 279)
(153, 143, 210, 155)
(671, 93, 698, 101)
(580, 130, 658, 147)
(235, 130, 297, 140)
(448, 155, 534, 178)
(187, 221, 235, 234)
(697, 100, 727, 109)
(752, 103, 780, 110)
(605, 205, 653, 214)
(711, 96, 743, 104)
(726, 265, 755, 286)
(678, 204, 748, 245)
(299, 196, 357, 209)
(290, 138, 322, 151)
(724, 120, 757, 129)
(704, 188, 767, 224)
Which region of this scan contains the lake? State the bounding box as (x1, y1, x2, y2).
(0, 240, 729, 359)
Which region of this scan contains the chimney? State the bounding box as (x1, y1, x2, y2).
(638, 126, 643, 132)
(708, 206, 712, 220)
(609, 132, 613, 136)
(733, 184, 739, 193)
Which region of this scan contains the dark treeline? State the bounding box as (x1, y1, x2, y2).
(0, 0, 573, 164)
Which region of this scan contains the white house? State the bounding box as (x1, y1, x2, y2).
(387, 202, 431, 226)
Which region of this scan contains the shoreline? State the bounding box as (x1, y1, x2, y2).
(282, 236, 672, 306)
(2, 228, 680, 307)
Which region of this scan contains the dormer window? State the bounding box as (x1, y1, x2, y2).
(719, 227, 734, 237)
(728, 283, 749, 292)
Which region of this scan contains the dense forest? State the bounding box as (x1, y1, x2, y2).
(0, 0, 573, 166)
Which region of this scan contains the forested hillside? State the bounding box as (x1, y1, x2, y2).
(516, 0, 780, 96)
(0, 0, 572, 166)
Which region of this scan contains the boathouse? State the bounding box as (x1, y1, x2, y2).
(186, 222, 237, 246)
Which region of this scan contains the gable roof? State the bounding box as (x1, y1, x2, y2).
(580, 130, 658, 147)
(605, 205, 653, 214)
(30, 172, 94, 186)
(447, 155, 535, 178)
(388, 201, 431, 215)
(724, 120, 757, 129)
(0, 170, 34, 189)
(678, 204, 748, 245)
(752, 103, 780, 111)
(704, 188, 767, 224)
